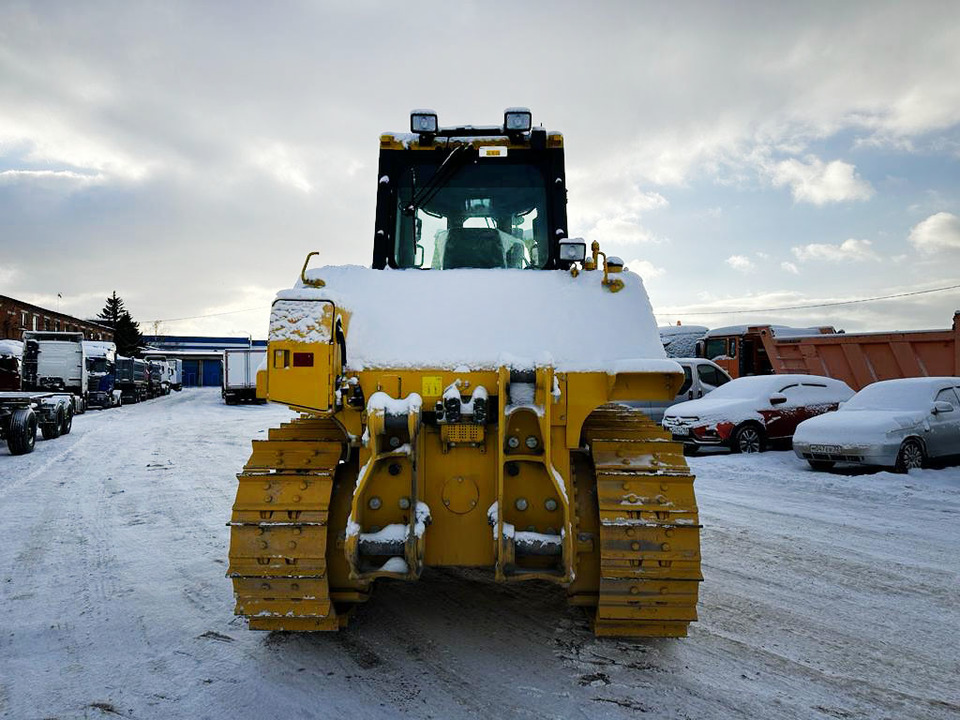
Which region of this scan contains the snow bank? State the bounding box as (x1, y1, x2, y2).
(274, 265, 670, 372)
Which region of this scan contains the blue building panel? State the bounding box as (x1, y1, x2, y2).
(202, 359, 223, 387)
(182, 359, 200, 387)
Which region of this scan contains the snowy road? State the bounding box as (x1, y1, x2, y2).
(1, 389, 958, 719)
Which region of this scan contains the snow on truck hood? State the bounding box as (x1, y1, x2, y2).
(272, 265, 677, 373)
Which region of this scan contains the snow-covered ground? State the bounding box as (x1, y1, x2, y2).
(1, 389, 957, 719)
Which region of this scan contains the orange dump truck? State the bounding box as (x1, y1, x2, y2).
(697, 312, 959, 391)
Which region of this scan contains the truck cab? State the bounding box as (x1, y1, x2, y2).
(84, 341, 119, 408)
(0, 340, 22, 391)
(21, 331, 88, 413)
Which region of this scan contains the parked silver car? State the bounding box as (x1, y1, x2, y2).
(626, 358, 731, 423)
(793, 377, 960, 472)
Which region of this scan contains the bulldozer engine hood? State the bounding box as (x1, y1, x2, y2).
(271, 265, 678, 373)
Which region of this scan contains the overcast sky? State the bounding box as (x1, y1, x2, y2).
(2, 0, 959, 338)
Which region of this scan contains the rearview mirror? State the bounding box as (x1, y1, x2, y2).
(932, 400, 954, 415)
(769, 393, 787, 405)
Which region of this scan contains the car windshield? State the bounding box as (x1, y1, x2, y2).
(394, 159, 548, 269)
(698, 375, 782, 399)
(843, 382, 937, 411)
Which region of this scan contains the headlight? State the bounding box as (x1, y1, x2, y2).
(504, 107, 532, 132)
(410, 109, 438, 134)
(559, 239, 586, 262)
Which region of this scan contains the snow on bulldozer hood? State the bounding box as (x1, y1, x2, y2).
(272, 265, 678, 373)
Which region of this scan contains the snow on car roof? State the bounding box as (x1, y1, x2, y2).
(275, 265, 675, 372)
(707, 373, 850, 397)
(844, 377, 960, 410)
(0, 339, 23, 357)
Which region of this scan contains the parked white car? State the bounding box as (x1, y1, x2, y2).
(663, 374, 854, 453)
(793, 377, 960, 472)
(626, 358, 731, 423)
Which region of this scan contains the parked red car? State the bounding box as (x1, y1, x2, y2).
(661, 374, 854, 453)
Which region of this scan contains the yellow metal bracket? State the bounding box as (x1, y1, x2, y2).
(301, 251, 326, 288)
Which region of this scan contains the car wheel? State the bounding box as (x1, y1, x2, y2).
(733, 424, 765, 454)
(807, 460, 834, 471)
(8, 407, 38, 455)
(895, 438, 925, 473)
(682, 445, 699, 457)
(41, 407, 64, 440)
(60, 403, 73, 435)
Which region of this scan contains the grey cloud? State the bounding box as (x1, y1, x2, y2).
(2, 1, 960, 335)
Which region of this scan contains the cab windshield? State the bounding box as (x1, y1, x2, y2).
(394, 160, 548, 269)
(87, 358, 110, 373)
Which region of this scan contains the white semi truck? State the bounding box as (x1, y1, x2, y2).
(21, 331, 88, 414)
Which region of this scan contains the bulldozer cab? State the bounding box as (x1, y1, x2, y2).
(372, 109, 570, 270)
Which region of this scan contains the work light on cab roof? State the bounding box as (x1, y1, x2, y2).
(228, 108, 703, 641)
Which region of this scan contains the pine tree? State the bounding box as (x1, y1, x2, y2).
(97, 292, 143, 357)
(97, 292, 126, 328)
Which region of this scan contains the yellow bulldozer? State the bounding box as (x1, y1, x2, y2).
(228, 109, 702, 638)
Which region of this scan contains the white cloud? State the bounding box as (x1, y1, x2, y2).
(0, 169, 107, 188)
(908, 212, 960, 254)
(248, 142, 313, 194)
(625, 258, 665, 280)
(769, 156, 874, 204)
(590, 216, 657, 246)
(781, 261, 799, 274)
(792, 238, 880, 262)
(0, 264, 18, 284)
(726, 255, 756, 273)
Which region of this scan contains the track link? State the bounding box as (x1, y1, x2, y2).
(228, 416, 351, 631)
(581, 405, 702, 637)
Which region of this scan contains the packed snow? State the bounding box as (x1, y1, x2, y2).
(269, 299, 334, 344)
(0, 389, 958, 719)
(274, 265, 676, 373)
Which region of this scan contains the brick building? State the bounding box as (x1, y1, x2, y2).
(0, 295, 115, 342)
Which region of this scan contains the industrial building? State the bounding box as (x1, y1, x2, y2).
(142, 336, 267, 388)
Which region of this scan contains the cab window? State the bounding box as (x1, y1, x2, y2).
(697, 364, 729, 388)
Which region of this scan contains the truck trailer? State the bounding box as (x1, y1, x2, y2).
(0, 391, 74, 455)
(116, 357, 149, 403)
(697, 312, 960, 391)
(223, 348, 266, 404)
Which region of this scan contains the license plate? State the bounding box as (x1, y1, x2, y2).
(672, 427, 689, 437)
(810, 444, 841, 453)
